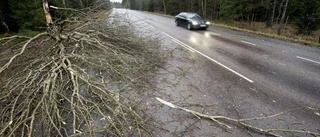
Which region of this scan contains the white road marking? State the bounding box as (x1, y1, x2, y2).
(162, 32, 176, 39)
(162, 32, 254, 83)
(297, 56, 320, 65)
(278, 63, 287, 66)
(172, 39, 195, 52)
(241, 40, 256, 46)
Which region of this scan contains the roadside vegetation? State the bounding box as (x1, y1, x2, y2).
(121, 0, 320, 47)
(212, 22, 320, 47)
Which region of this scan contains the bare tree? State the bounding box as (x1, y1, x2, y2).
(201, 0, 207, 18)
(266, 0, 277, 28)
(276, 0, 285, 24)
(163, 0, 167, 14)
(278, 0, 289, 35)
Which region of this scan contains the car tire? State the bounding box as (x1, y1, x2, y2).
(187, 23, 192, 30)
(175, 20, 179, 26)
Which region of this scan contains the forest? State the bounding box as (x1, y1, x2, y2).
(0, 0, 110, 33)
(122, 0, 320, 35)
(1, 0, 319, 36)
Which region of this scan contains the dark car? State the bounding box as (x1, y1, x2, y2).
(175, 12, 210, 30)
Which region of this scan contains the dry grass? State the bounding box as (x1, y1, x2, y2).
(146, 10, 320, 47)
(213, 21, 320, 47)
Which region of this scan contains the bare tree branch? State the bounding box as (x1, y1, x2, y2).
(0, 7, 162, 136)
(156, 97, 320, 137)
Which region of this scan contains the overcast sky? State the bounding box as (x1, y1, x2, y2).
(110, 0, 122, 3)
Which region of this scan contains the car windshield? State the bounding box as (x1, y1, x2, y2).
(187, 14, 201, 19)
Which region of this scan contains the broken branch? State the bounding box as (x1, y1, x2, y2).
(156, 97, 320, 137)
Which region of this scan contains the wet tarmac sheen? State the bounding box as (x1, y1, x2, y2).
(115, 9, 320, 137)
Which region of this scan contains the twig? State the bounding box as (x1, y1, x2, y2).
(50, 5, 85, 14)
(0, 32, 47, 73)
(0, 7, 161, 136)
(156, 97, 320, 137)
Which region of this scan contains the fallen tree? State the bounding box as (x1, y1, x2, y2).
(0, 3, 162, 136)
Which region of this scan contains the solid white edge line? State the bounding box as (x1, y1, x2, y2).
(163, 32, 196, 52)
(297, 56, 320, 65)
(172, 39, 195, 52)
(194, 49, 254, 83)
(162, 32, 173, 39)
(241, 40, 256, 46)
(173, 39, 197, 52)
(172, 38, 198, 52)
(162, 32, 254, 83)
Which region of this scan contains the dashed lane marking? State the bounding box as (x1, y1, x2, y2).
(162, 32, 254, 83)
(241, 40, 256, 46)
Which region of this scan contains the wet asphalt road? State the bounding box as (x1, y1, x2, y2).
(117, 9, 320, 108)
(112, 9, 320, 136)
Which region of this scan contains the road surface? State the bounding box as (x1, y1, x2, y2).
(112, 9, 320, 136)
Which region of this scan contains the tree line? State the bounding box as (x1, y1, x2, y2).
(0, 0, 110, 33)
(122, 0, 320, 35)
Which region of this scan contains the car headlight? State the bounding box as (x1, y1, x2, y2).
(206, 21, 211, 25)
(191, 21, 199, 25)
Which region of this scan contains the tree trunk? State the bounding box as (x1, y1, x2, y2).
(251, 13, 255, 28)
(0, 0, 10, 32)
(203, 0, 207, 18)
(62, 0, 66, 8)
(276, 0, 285, 24)
(278, 0, 289, 35)
(198, 0, 201, 16)
(42, 0, 53, 26)
(266, 0, 277, 28)
(162, 0, 166, 14)
(284, 15, 289, 29)
(216, 2, 220, 20)
(191, 0, 194, 12)
(0, 11, 9, 32)
(79, 0, 84, 8)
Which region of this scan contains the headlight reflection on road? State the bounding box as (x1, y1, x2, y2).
(189, 32, 215, 50)
(189, 32, 210, 49)
(190, 36, 198, 44)
(204, 32, 211, 38)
